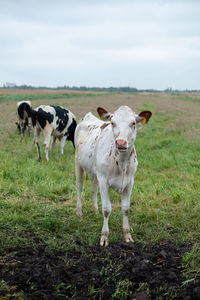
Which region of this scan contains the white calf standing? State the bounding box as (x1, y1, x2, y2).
(75, 106, 152, 246)
(16, 101, 32, 136)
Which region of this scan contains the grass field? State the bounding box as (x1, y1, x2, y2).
(0, 90, 200, 299)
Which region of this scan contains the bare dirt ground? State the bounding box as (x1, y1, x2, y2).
(1, 240, 200, 299)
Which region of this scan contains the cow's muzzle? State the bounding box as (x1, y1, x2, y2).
(115, 139, 127, 152)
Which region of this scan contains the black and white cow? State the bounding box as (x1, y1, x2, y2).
(16, 101, 32, 136)
(31, 105, 77, 161)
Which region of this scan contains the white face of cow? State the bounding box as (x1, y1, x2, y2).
(110, 107, 137, 152)
(97, 106, 152, 153)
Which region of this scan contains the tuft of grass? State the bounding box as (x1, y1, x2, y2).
(182, 245, 200, 278)
(0, 90, 103, 103)
(112, 279, 133, 300)
(0, 280, 26, 300)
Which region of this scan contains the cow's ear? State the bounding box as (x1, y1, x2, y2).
(97, 107, 112, 121)
(136, 111, 152, 124)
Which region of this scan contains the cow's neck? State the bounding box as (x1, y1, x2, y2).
(110, 146, 133, 194)
(115, 146, 133, 168)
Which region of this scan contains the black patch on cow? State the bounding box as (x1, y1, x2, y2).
(18, 102, 32, 119)
(31, 110, 37, 127)
(65, 118, 77, 147)
(35, 108, 54, 129)
(24, 117, 28, 127)
(51, 106, 69, 132)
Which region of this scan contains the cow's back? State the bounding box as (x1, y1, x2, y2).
(34, 105, 73, 135)
(75, 113, 103, 176)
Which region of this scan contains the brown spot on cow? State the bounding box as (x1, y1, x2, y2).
(95, 134, 99, 142)
(124, 209, 129, 216)
(104, 211, 110, 218)
(100, 123, 110, 130)
(114, 149, 118, 157)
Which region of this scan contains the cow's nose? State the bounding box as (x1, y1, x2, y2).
(115, 139, 127, 149)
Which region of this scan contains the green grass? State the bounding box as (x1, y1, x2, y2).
(0, 92, 200, 280)
(134, 110, 200, 244)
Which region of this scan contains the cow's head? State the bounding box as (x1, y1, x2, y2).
(97, 106, 152, 152)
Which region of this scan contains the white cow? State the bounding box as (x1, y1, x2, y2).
(75, 106, 152, 246)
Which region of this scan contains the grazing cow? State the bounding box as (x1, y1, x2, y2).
(31, 105, 77, 161)
(75, 106, 152, 246)
(16, 101, 32, 136)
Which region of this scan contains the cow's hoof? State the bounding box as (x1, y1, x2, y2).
(124, 233, 133, 243)
(77, 211, 82, 218)
(100, 236, 109, 247)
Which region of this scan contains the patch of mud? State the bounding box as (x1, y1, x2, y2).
(1, 241, 199, 299)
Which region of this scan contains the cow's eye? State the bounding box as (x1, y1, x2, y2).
(111, 122, 115, 127)
(130, 122, 135, 127)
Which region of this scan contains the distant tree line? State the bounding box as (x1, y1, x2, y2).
(1, 83, 199, 94)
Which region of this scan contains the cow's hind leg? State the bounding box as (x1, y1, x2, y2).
(23, 117, 28, 136)
(28, 119, 31, 136)
(76, 155, 84, 217)
(19, 120, 24, 137)
(34, 126, 41, 161)
(92, 176, 98, 214)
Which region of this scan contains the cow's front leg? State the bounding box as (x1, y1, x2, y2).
(34, 126, 41, 161)
(43, 128, 53, 161)
(122, 180, 134, 243)
(99, 178, 111, 247)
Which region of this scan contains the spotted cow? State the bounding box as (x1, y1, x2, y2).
(31, 105, 77, 161)
(75, 106, 152, 246)
(16, 101, 32, 136)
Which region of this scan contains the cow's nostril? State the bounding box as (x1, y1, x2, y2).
(116, 139, 127, 148)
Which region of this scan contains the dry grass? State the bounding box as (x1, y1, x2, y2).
(1, 91, 200, 148)
(0, 89, 101, 95)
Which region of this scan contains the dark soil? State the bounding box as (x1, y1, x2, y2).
(0, 241, 200, 300)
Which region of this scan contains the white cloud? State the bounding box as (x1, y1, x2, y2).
(0, 0, 200, 89)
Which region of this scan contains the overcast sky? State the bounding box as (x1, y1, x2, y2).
(1, 0, 200, 90)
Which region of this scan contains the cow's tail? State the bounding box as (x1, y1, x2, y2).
(67, 118, 77, 148)
(30, 109, 38, 127)
(26, 103, 33, 118)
